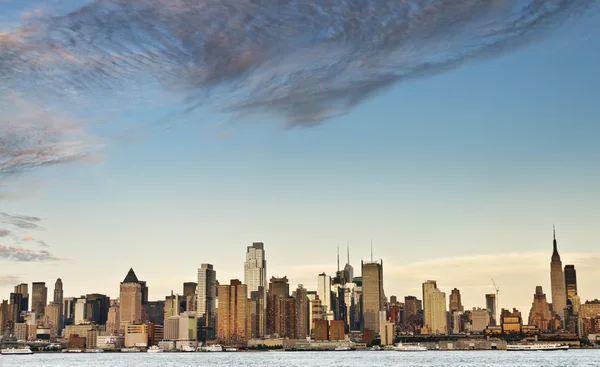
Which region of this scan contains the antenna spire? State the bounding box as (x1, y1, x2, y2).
(370, 239, 373, 262)
(347, 240, 350, 265)
(337, 244, 340, 272)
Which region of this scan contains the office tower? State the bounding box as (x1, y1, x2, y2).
(142, 301, 165, 325)
(196, 264, 217, 341)
(317, 273, 332, 314)
(0, 300, 8, 333)
(486, 294, 497, 326)
(107, 305, 120, 335)
(197, 264, 217, 318)
(14, 283, 29, 312)
(295, 284, 309, 338)
(564, 265, 577, 301)
(45, 302, 60, 336)
(183, 282, 197, 312)
(53, 279, 63, 334)
(528, 286, 553, 332)
(244, 243, 267, 337)
(119, 268, 142, 332)
(86, 294, 110, 325)
(471, 307, 490, 332)
(217, 279, 249, 346)
(267, 276, 289, 335)
(63, 297, 75, 326)
(449, 288, 464, 312)
(361, 260, 383, 333)
(422, 280, 447, 335)
(31, 282, 48, 317)
(550, 228, 567, 321)
(404, 296, 420, 321)
(343, 244, 354, 287)
(74, 297, 87, 324)
(139, 281, 149, 305)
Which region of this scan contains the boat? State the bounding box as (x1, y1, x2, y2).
(62, 348, 83, 353)
(334, 346, 351, 351)
(370, 345, 382, 351)
(85, 349, 104, 353)
(147, 346, 164, 353)
(225, 347, 238, 352)
(393, 343, 428, 352)
(1, 347, 33, 355)
(181, 345, 195, 352)
(206, 344, 223, 352)
(121, 347, 141, 353)
(506, 343, 569, 351)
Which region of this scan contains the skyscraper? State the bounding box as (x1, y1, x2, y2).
(343, 244, 354, 285)
(550, 228, 567, 321)
(244, 242, 267, 337)
(53, 279, 63, 334)
(422, 280, 447, 335)
(119, 268, 142, 332)
(217, 279, 249, 346)
(197, 264, 217, 317)
(528, 286, 553, 331)
(295, 284, 309, 338)
(267, 276, 289, 335)
(31, 282, 48, 317)
(449, 288, 463, 312)
(86, 294, 110, 325)
(486, 293, 497, 326)
(564, 265, 577, 301)
(361, 260, 384, 333)
(317, 273, 332, 314)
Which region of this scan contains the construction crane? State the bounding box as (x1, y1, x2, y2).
(491, 278, 500, 325)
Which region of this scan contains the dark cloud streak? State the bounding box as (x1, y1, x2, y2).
(0, 244, 62, 262)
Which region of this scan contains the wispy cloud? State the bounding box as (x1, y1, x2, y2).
(0, 275, 20, 287)
(0, 212, 43, 230)
(0, 229, 10, 237)
(0, 243, 63, 262)
(0, 0, 596, 125)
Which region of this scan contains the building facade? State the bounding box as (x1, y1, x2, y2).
(550, 229, 567, 322)
(217, 279, 249, 345)
(361, 260, 384, 333)
(119, 268, 142, 332)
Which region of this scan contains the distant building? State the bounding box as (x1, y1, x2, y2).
(267, 276, 290, 336)
(550, 228, 567, 322)
(295, 284, 309, 338)
(361, 260, 384, 333)
(86, 294, 110, 325)
(528, 286, 553, 331)
(471, 307, 490, 332)
(142, 301, 165, 325)
(45, 302, 61, 336)
(449, 288, 464, 313)
(329, 319, 345, 341)
(244, 242, 267, 337)
(53, 279, 63, 334)
(317, 273, 332, 315)
(422, 280, 447, 335)
(381, 320, 395, 346)
(196, 264, 217, 340)
(119, 268, 142, 332)
(314, 320, 329, 341)
(217, 279, 249, 345)
(107, 305, 120, 335)
(486, 294, 497, 326)
(31, 282, 47, 317)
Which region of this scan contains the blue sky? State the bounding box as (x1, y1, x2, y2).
(1, 1, 599, 315)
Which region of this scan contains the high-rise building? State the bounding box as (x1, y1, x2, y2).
(53, 279, 63, 334)
(317, 273, 332, 314)
(295, 284, 309, 338)
(343, 244, 354, 285)
(119, 268, 142, 332)
(107, 305, 120, 335)
(404, 296, 420, 321)
(267, 276, 290, 335)
(217, 279, 249, 346)
(422, 280, 447, 335)
(486, 294, 497, 326)
(46, 302, 61, 336)
(31, 282, 48, 317)
(74, 297, 87, 324)
(449, 288, 463, 313)
(550, 228, 567, 321)
(361, 260, 384, 333)
(564, 265, 577, 301)
(14, 283, 29, 312)
(244, 243, 267, 337)
(528, 286, 553, 332)
(0, 300, 8, 333)
(471, 307, 490, 332)
(86, 294, 110, 325)
(183, 282, 197, 312)
(196, 264, 217, 318)
(139, 281, 148, 305)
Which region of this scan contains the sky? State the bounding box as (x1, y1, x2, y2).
(1, 0, 600, 317)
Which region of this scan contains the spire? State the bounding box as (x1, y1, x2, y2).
(370, 239, 373, 262)
(337, 244, 340, 272)
(347, 240, 350, 265)
(552, 225, 559, 256)
(123, 268, 139, 283)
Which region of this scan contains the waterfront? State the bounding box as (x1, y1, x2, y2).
(1, 350, 600, 367)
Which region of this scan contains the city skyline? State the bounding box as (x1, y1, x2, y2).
(1, 231, 599, 322)
(1, 0, 600, 333)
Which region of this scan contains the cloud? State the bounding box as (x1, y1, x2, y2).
(0, 212, 43, 230)
(23, 234, 33, 241)
(0, 243, 63, 262)
(0, 0, 596, 125)
(0, 229, 10, 237)
(0, 275, 20, 287)
(37, 240, 50, 248)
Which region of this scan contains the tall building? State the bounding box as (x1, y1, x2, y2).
(86, 294, 110, 325)
(449, 288, 463, 313)
(550, 228, 567, 321)
(404, 296, 420, 321)
(295, 284, 309, 338)
(46, 302, 61, 336)
(343, 244, 354, 285)
(471, 307, 490, 332)
(361, 260, 384, 333)
(183, 282, 197, 312)
(422, 280, 447, 335)
(196, 264, 217, 318)
(31, 282, 48, 317)
(486, 294, 497, 326)
(119, 268, 142, 332)
(317, 273, 332, 314)
(53, 279, 63, 334)
(217, 279, 249, 346)
(564, 265, 577, 301)
(107, 305, 120, 335)
(244, 242, 267, 337)
(14, 283, 29, 311)
(528, 286, 553, 332)
(267, 276, 289, 335)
